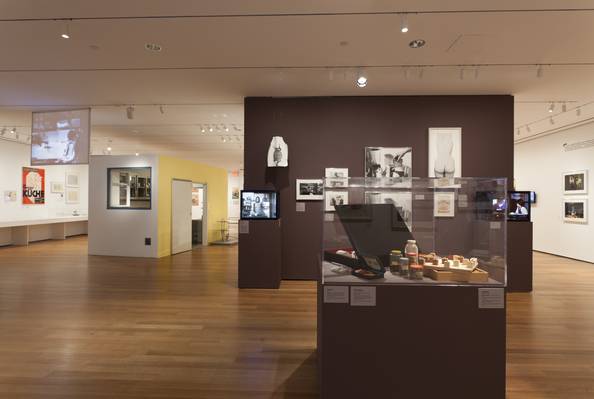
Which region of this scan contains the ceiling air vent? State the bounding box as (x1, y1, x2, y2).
(563, 139, 594, 152)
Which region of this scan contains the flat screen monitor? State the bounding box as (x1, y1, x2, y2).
(508, 191, 531, 222)
(240, 190, 279, 220)
(31, 108, 90, 165)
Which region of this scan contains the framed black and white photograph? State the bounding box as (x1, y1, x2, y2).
(365, 147, 412, 178)
(563, 199, 588, 224)
(325, 190, 349, 212)
(296, 179, 324, 200)
(50, 182, 65, 193)
(325, 168, 349, 188)
(563, 170, 588, 195)
(428, 127, 462, 178)
(434, 191, 456, 217)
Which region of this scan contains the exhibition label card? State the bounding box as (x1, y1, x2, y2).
(324, 286, 349, 304)
(490, 222, 502, 230)
(296, 202, 306, 212)
(350, 286, 376, 307)
(478, 288, 505, 309)
(414, 194, 425, 200)
(239, 220, 249, 234)
(324, 213, 334, 222)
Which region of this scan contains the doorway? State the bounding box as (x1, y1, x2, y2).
(191, 183, 207, 247)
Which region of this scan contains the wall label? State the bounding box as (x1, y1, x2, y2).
(350, 286, 376, 307)
(478, 288, 505, 309)
(324, 286, 349, 303)
(324, 213, 334, 222)
(296, 202, 306, 212)
(239, 220, 250, 234)
(414, 194, 425, 200)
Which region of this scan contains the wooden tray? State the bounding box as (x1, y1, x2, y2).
(451, 268, 489, 283)
(426, 268, 454, 281)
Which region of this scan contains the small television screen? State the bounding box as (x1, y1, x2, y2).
(31, 108, 91, 165)
(240, 190, 279, 220)
(508, 191, 531, 221)
(475, 191, 506, 220)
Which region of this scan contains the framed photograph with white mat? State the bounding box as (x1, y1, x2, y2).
(563, 199, 588, 224)
(434, 191, 456, 217)
(428, 127, 462, 178)
(296, 179, 324, 201)
(563, 170, 588, 195)
(65, 187, 80, 204)
(66, 171, 79, 188)
(51, 182, 65, 193)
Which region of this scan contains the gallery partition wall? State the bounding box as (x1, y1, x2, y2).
(242, 95, 515, 280)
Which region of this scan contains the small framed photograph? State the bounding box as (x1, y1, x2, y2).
(434, 191, 456, 217)
(66, 172, 79, 188)
(51, 182, 65, 193)
(563, 199, 588, 224)
(325, 190, 349, 212)
(296, 179, 324, 201)
(563, 170, 588, 195)
(325, 167, 349, 188)
(65, 187, 80, 204)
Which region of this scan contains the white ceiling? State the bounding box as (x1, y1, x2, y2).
(0, 1, 593, 170)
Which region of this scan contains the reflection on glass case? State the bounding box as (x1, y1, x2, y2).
(108, 167, 152, 209)
(322, 177, 507, 286)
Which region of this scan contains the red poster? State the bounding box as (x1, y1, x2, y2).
(22, 167, 45, 205)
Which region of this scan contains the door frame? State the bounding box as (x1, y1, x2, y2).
(192, 182, 208, 246)
(170, 178, 193, 255)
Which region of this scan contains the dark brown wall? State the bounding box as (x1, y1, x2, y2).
(244, 95, 514, 280)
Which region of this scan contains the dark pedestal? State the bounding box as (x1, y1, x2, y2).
(507, 221, 533, 292)
(319, 284, 506, 399)
(238, 219, 282, 289)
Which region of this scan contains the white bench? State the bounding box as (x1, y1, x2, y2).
(0, 216, 88, 246)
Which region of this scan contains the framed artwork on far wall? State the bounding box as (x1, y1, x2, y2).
(428, 127, 462, 178)
(563, 199, 588, 224)
(434, 191, 456, 217)
(325, 168, 348, 188)
(51, 182, 65, 193)
(365, 147, 412, 178)
(66, 171, 79, 187)
(65, 187, 80, 204)
(563, 170, 588, 195)
(325, 190, 349, 212)
(296, 179, 324, 201)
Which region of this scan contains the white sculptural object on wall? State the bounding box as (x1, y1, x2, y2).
(267, 136, 288, 167)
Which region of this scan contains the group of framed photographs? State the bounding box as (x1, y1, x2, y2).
(562, 170, 588, 224)
(296, 168, 350, 211)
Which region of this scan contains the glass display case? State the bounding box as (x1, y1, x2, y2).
(322, 177, 507, 286)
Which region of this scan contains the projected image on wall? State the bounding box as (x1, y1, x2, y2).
(31, 109, 90, 165)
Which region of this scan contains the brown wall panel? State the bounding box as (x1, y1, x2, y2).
(244, 95, 514, 280)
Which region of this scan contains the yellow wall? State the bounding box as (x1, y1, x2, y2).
(157, 155, 228, 257)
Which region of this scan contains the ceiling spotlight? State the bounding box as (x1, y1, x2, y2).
(224, 125, 229, 132)
(400, 13, 409, 33)
(209, 125, 213, 132)
(404, 68, 410, 80)
(200, 125, 206, 133)
(536, 64, 543, 78)
(0, 128, 6, 136)
(550, 116, 555, 125)
(10, 127, 16, 134)
(577, 107, 582, 116)
(61, 22, 70, 39)
(222, 137, 227, 143)
(107, 146, 112, 152)
(159, 105, 165, 114)
(126, 106, 135, 120)
(235, 136, 240, 142)
(328, 70, 334, 81)
(526, 125, 531, 133)
(562, 102, 567, 112)
(459, 68, 464, 80)
(418, 68, 424, 79)
(356, 70, 368, 88)
(135, 152, 139, 157)
(474, 67, 480, 79)
(516, 128, 520, 136)
(408, 39, 425, 49)
(548, 103, 555, 113)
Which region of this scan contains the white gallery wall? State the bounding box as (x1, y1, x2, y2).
(227, 173, 243, 220)
(88, 155, 159, 258)
(0, 139, 89, 221)
(515, 122, 594, 263)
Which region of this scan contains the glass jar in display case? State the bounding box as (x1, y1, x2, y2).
(321, 177, 507, 286)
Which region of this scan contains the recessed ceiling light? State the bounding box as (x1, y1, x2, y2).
(409, 39, 426, 49)
(89, 44, 100, 51)
(339, 41, 349, 47)
(145, 43, 163, 52)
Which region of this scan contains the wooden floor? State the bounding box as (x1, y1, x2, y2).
(0, 238, 592, 398)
